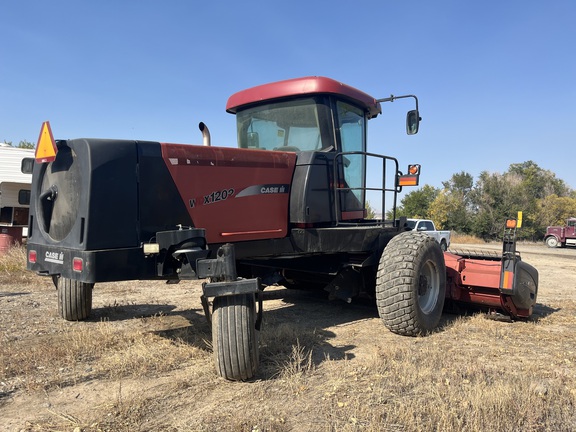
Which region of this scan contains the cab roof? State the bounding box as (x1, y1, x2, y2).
(226, 76, 382, 119)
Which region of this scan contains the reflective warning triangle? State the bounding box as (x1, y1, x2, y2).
(35, 121, 57, 163)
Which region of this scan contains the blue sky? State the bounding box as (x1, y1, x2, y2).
(2, 1, 575, 193)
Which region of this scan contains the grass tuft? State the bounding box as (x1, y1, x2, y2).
(450, 232, 486, 244)
(0, 244, 37, 284)
(0, 318, 211, 394)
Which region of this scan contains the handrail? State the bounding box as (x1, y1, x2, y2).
(333, 151, 401, 227)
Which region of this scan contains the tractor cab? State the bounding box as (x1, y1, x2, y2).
(226, 76, 420, 226)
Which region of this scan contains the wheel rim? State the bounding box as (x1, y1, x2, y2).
(547, 237, 558, 247)
(417, 260, 440, 314)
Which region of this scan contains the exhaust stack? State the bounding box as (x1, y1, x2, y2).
(199, 122, 211, 147)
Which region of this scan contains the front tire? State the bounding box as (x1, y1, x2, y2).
(212, 294, 259, 380)
(545, 236, 559, 248)
(57, 277, 93, 321)
(376, 232, 446, 336)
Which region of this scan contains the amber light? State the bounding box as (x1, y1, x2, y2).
(73, 257, 83, 272)
(29, 250, 37, 263)
(408, 164, 420, 175)
(506, 219, 517, 229)
(398, 176, 418, 186)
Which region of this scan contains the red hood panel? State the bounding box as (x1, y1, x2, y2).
(160, 144, 297, 244)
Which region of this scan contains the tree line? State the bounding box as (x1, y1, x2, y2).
(3, 140, 35, 149)
(4, 140, 573, 241)
(389, 160, 576, 240)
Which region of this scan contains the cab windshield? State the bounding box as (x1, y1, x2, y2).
(236, 98, 330, 152)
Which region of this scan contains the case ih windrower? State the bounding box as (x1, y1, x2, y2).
(25, 77, 538, 380)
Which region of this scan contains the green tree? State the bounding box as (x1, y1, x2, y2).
(365, 201, 377, 219)
(17, 140, 35, 149)
(428, 190, 464, 231)
(506, 161, 572, 238)
(442, 171, 474, 196)
(509, 160, 571, 199)
(535, 194, 576, 228)
(469, 171, 528, 239)
(2, 140, 35, 149)
(393, 185, 439, 219)
(436, 171, 475, 233)
(387, 161, 574, 239)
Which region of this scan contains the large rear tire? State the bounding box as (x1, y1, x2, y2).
(376, 232, 446, 336)
(212, 294, 259, 380)
(57, 277, 94, 321)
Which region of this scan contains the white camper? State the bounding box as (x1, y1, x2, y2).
(0, 143, 34, 241)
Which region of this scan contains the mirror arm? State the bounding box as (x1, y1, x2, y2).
(377, 94, 419, 113)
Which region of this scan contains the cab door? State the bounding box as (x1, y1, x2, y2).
(336, 101, 366, 220)
(567, 219, 576, 239)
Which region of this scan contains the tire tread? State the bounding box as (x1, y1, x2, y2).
(58, 277, 93, 321)
(376, 232, 446, 336)
(213, 294, 258, 380)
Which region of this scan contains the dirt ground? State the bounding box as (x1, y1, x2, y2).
(1, 242, 575, 431)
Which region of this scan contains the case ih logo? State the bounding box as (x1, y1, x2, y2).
(260, 185, 287, 194)
(235, 184, 290, 198)
(45, 251, 64, 264)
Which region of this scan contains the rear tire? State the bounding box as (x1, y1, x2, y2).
(58, 277, 93, 321)
(376, 232, 446, 336)
(212, 294, 259, 380)
(440, 239, 448, 252)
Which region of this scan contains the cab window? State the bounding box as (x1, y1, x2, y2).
(236, 98, 327, 152)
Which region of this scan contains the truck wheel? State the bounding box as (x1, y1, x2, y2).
(212, 294, 259, 380)
(545, 236, 559, 248)
(57, 277, 94, 321)
(376, 232, 446, 336)
(440, 239, 448, 252)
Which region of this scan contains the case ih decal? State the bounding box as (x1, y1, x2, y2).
(235, 184, 290, 198)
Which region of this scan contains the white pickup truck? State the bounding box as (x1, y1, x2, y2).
(406, 219, 451, 251)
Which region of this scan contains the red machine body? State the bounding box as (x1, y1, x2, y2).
(226, 76, 382, 118)
(444, 219, 538, 319)
(24, 76, 539, 381)
(444, 253, 534, 318)
(445, 252, 501, 308)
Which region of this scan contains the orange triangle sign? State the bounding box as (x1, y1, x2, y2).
(35, 121, 57, 163)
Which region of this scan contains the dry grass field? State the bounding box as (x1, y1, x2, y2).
(1, 242, 575, 431)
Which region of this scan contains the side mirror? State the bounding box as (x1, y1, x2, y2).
(406, 110, 420, 135)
